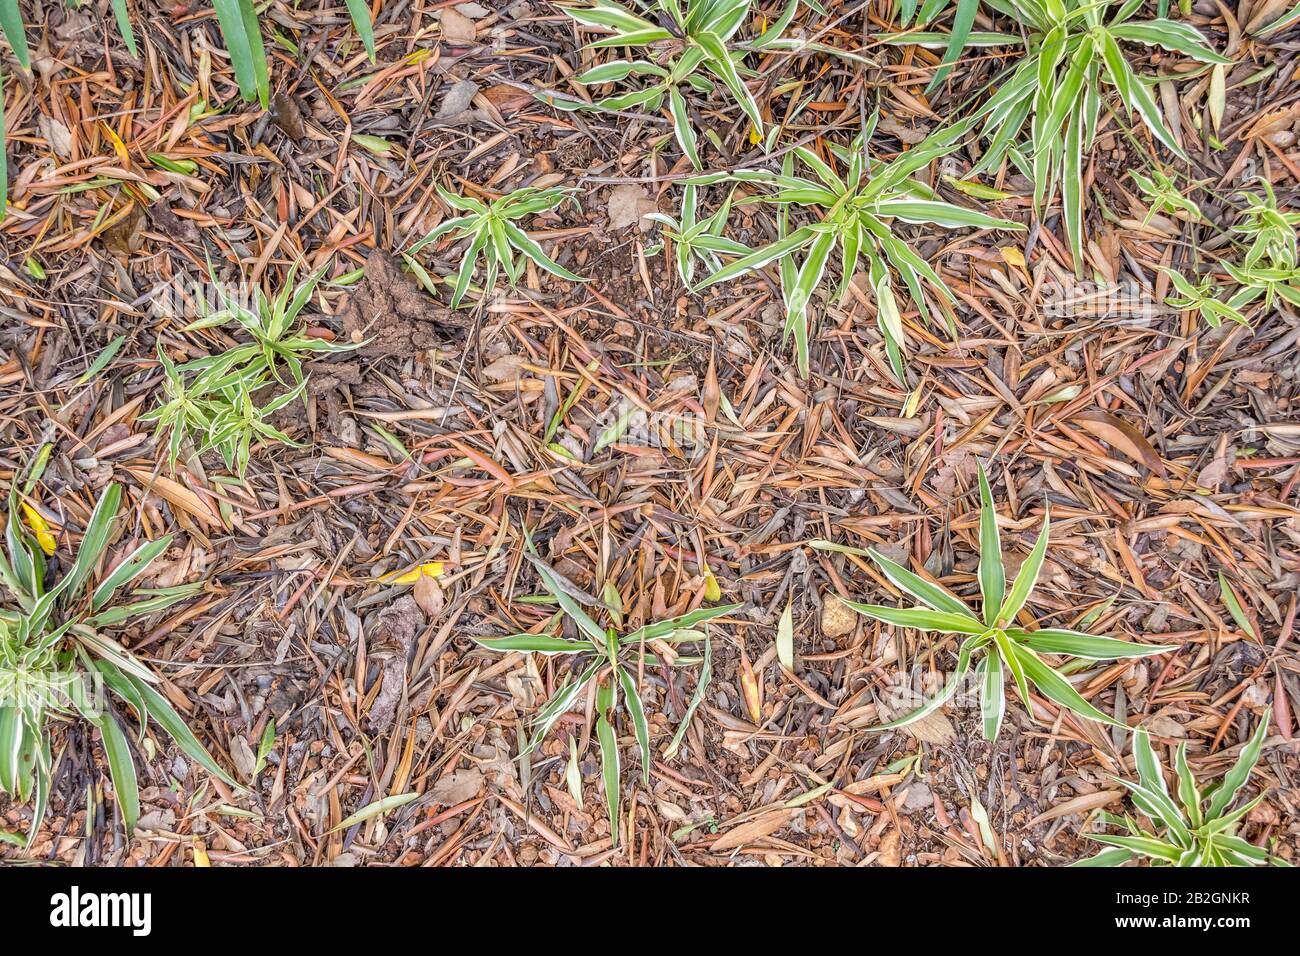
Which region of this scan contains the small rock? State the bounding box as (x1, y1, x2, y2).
(901, 782, 933, 812)
(439, 8, 477, 44)
(436, 79, 480, 119)
(606, 184, 656, 231)
(820, 595, 857, 638)
(429, 768, 484, 806)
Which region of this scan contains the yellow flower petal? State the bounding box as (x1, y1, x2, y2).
(21, 503, 57, 556)
(387, 562, 445, 584)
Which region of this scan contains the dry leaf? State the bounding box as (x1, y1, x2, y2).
(606, 184, 656, 231)
(429, 768, 484, 806)
(711, 809, 793, 851)
(439, 8, 477, 44)
(1072, 410, 1167, 477)
(481, 83, 535, 116)
(1026, 790, 1121, 827)
(413, 573, 444, 618)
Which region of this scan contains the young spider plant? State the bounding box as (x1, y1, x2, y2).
(142, 263, 353, 476)
(1213, 179, 1300, 314)
(644, 184, 751, 289)
(141, 347, 307, 479)
(548, 0, 798, 167)
(1160, 268, 1248, 328)
(901, 0, 1229, 273)
(408, 183, 586, 308)
(1, 479, 235, 845)
(688, 120, 1022, 380)
(474, 549, 739, 845)
(1075, 720, 1289, 866)
(1130, 167, 1203, 226)
(1233, 179, 1300, 269)
(187, 261, 354, 388)
(841, 460, 1175, 740)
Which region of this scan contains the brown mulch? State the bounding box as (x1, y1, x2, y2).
(0, 0, 1298, 866)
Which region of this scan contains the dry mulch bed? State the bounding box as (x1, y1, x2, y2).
(1, 0, 1298, 866)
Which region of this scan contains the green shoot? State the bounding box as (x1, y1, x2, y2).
(409, 183, 586, 308)
(643, 184, 751, 290)
(688, 121, 1022, 380)
(474, 548, 738, 844)
(908, 0, 1229, 274)
(1074, 721, 1288, 866)
(835, 459, 1175, 741)
(141, 263, 355, 476)
(1, 479, 235, 845)
(548, 0, 800, 167)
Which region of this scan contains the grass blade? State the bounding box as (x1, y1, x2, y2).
(112, 0, 138, 57)
(867, 549, 978, 619)
(96, 714, 139, 835)
(616, 665, 651, 785)
(344, 0, 376, 62)
(975, 459, 1005, 625)
(596, 679, 621, 845)
(213, 0, 270, 109)
(840, 598, 988, 634)
(996, 504, 1050, 626)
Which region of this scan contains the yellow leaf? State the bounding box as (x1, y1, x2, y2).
(748, 125, 761, 146)
(386, 562, 445, 584)
(740, 657, 761, 722)
(102, 122, 130, 165)
(1209, 64, 1226, 135)
(999, 246, 1027, 270)
(703, 571, 721, 603)
(21, 503, 57, 555)
(776, 599, 794, 671)
(192, 840, 211, 867)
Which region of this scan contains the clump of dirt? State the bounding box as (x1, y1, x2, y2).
(337, 248, 470, 356)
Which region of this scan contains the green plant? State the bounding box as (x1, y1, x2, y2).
(214, 0, 373, 106)
(1218, 179, 1300, 311)
(213, 0, 271, 108)
(547, 0, 799, 167)
(217, 0, 378, 103)
(1130, 167, 1202, 225)
(838, 460, 1175, 740)
(929, 0, 1228, 272)
(0, 480, 235, 845)
(894, 0, 988, 91)
(141, 263, 354, 475)
(1161, 268, 1247, 328)
(408, 183, 586, 308)
(1, 2, 287, 110)
(344, 0, 376, 62)
(644, 184, 750, 289)
(474, 548, 739, 844)
(3, 0, 134, 63)
(1233, 179, 1300, 269)
(1075, 720, 1289, 866)
(688, 120, 1022, 379)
